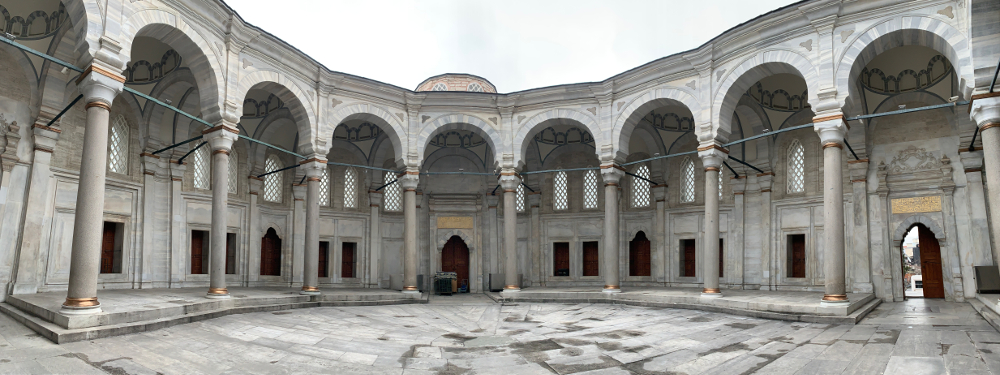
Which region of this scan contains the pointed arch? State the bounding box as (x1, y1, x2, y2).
(416, 113, 503, 168)
(613, 86, 701, 161)
(514, 108, 601, 168)
(324, 103, 407, 165)
(234, 70, 317, 154)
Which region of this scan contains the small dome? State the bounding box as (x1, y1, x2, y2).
(416, 74, 497, 93)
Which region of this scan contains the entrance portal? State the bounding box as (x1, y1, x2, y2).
(901, 224, 944, 298)
(441, 236, 470, 290)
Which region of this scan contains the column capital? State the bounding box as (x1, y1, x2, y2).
(813, 113, 848, 146)
(76, 65, 124, 109)
(959, 150, 984, 171)
(499, 168, 520, 191)
(291, 183, 306, 200)
(399, 167, 419, 191)
(298, 156, 327, 178)
(730, 177, 746, 195)
(528, 192, 541, 207)
(698, 144, 727, 169)
(600, 164, 625, 184)
(970, 95, 1000, 128)
(202, 126, 238, 153)
(368, 191, 382, 206)
(848, 159, 869, 182)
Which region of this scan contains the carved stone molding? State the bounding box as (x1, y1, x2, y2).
(886, 146, 942, 174)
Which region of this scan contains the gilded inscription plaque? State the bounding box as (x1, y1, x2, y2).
(437, 216, 473, 229)
(891, 196, 941, 214)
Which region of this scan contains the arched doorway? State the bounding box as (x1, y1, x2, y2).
(441, 236, 470, 290)
(260, 228, 282, 276)
(901, 224, 944, 299)
(629, 231, 651, 277)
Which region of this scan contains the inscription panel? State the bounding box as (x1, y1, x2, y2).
(437, 216, 473, 229)
(891, 196, 941, 214)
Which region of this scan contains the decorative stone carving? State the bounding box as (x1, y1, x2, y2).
(686, 80, 697, 90)
(242, 59, 253, 69)
(886, 146, 943, 174)
(421, 115, 431, 123)
(396, 112, 405, 121)
(0, 113, 20, 166)
(586, 107, 597, 115)
(517, 115, 525, 124)
(937, 6, 953, 19)
(488, 117, 498, 125)
(840, 29, 854, 43)
(715, 69, 726, 82)
(799, 39, 813, 52)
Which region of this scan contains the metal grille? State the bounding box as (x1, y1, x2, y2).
(263, 155, 282, 202)
(344, 168, 357, 208)
(516, 184, 525, 212)
(384, 171, 401, 211)
(554, 171, 568, 210)
(719, 169, 724, 200)
(633, 165, 650, 207)
(681, 158, 695, 203)
(584, 170, 598, 209)
(193, 145, 210, 190)
(468, 83, 483, 92)
(788, 140, 805, 193)
(107, 115, 129, 174)
(432, 83, 447, 91)
(228, 149, 238, 194)
(319, 167, 330, 206)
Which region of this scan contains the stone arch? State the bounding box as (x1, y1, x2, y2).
(713, 49, 821, 143)
(893, 215, 945, 245)
(627, 227, 652, 242)
(249, 109, 298, 171)
(142, 69, 199, 148)
(835, 16, 974, 108)
(613, 86, 701, 161)
(118, 8, 225, 125)
(324, 103, 407, 164)
(514, 108, 601, 168)
(234, 71, 317, 154)
(416, 113, 503, 169)
(436, 230, 475, 255)
(60, 0, 103, 67)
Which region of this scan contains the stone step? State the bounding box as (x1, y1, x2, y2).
(969, 298, 1000, 333)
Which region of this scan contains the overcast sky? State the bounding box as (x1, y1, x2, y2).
(226, 0, 796, 93)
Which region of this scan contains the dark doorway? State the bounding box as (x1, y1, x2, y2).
(583, 241, 599, 277)
(260, 228, 282, 276)
(903, 224, 944, 298)
(787, 234, 806, 278)
(190, 230, 209, 274)
(718, 239, 724, 278)
(629, 231, 651, 276)
(100, 222, 123, 274)
(226, 233, 237, 274)
(681, 239, 696, 277)
(318, 241, 329, 278)
(441, 236, 470, 287)
(341, 242, 356, 278)
(553, 242, 570, 276)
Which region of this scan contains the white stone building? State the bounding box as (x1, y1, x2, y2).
(0, 0, 999, 316)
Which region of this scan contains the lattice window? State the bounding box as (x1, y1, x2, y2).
(384, 171, 401, 212)
(107, 115, 129, 174)
(432, 83, 447, 91)
(193, 144, 210, 190)
(319, 167, 330, 206)
(344, 167, 357, 208)
(633, 165, 651, 207)
(787, 140, 805, 193)
(718, 169, 724, 200)
(681, 158, 695, 203)
(228, 149, 238, 194)
(554, 171, 568, 210)
(584, 170, 598, 209)
(468, 83, 483, 92)
(516, 184, 525, 212)
(263, 155, 282, 202)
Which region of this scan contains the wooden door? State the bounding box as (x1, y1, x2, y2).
(583, 242, 599, 277)
(100, 222, 116, 273)
(719, 239, 724, 278)
(553, 242, 570, 276)
(190, 231, 204, 274)
(441, 236, 470, 284)
(318, 242, 328, 278)
(225, 234, 235, 275)
(629, 232, 651, 276)
(340, 242, 353, 278)
(918, 225, 945, 298)
(790, 235, 806, 278)
(683, 240, 696, 277)
(260, 228, 282, 276)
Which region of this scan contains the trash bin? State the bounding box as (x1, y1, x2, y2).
(434, 272, 457, 296)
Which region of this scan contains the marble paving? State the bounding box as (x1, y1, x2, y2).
(0, 296, 996, 374)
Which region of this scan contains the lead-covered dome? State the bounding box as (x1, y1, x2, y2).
(415, 73, 497, 93)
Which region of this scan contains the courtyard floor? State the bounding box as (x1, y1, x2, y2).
(0, 295, 997, 374)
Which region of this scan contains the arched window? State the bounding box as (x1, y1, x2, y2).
(319, 167, 330, 206)
(516, 184, 525, 212)
(681, 158, 695, 203)
(107, 115, 129, 174)
(583, 170, 598, 209)
(193, 144, 210, 190)
(263, 155, 282, 202)
(467, 83, 483, 92)
(228, 149, 238, 194)
(633, 165, 650, 207)
(344, 168, 357, 208)
(554, 171, 568, 210)
(787, 140, 805, 193)
(384, 171, 401, 211)
(432, 83, 447, 91)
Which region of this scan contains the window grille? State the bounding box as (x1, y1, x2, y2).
(516, 184, 525, 212)
(681, 158, 695, 203)
(228, 149, 238, 194)
(319, 167, 330, 206)
(384, 171, 401, 211)
(432, 83, 447, 91)
(583, 170, 598, 209)
(344, 168, 357, 208)
(108, 115, 129, 174)
(718, 169, 724, 200)
(193, 145, 210, 190)
(554, 171, 568, 210)
(263, 155, 282, 202)
(633, 165, 650, 207)
(787, 140, 805, 193)
(468, 83, 483, 92)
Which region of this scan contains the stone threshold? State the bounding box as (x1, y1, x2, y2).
(970, 293, 1000, 332)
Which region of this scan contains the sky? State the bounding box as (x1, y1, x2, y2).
(226, 0, 797, 93)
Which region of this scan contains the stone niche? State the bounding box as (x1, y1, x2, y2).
(427, 194, 482, 292)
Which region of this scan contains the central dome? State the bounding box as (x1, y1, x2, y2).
(415, 73, 497, 93)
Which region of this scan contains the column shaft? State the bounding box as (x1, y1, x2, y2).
(981, 125, 1000, 267)
(703, 168, 721, 294)
(603, 182, 620, 291)
(403, 188, 418, 292)
(302, 176, 320, 293)
(503, 188, 519, 290)
(207, 150, 230, 297)
(823, 142, 847, 301)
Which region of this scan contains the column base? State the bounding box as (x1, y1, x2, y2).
(206, 288, 231, 299)
(300, 286, 320, 295)
(402, 286, 420, 295)
(61, 297, 101, 315)
(602, 285, 621, 293)
(820, 294, 849, 306)
(501, 287, 521, 295)
(701, 288, 723, 298)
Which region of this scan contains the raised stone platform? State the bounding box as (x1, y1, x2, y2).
(971, 293, 1000, 332)
(0, 287, 424, 344)
(493, 287, 880, 324)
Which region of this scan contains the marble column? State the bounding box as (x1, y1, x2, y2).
(601, 164, 624, 292)
(62, 67, 124, 315)
(204, 127, 238, 298)
(814, 115, 849, 304)
(848, 159, 872, 294)
(970, 96, 1000, 275)
(699, 147, 725, 297)
(500, 169, 521, 293)
(368, 191, 382, 288)
(400, 169, 420, 294)
(300, 158, 326, 295)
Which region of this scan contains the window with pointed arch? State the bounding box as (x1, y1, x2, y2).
(516, 184, 525, 212)
(344, 167, 358, 209)
(553, 171, 568, 210)
(263, 155, 283, 203)
(583, 170, 598, 209)
(319, 167, 331, 206)
(228, 149, 239, 194)
(632, 165, 651, 207)
(107, 115, 129, 174)
(787, 140, 805, 193)
(193, 144, 211, 190)
(384, 171, 402, 212)
(681, 158, 696, 203)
